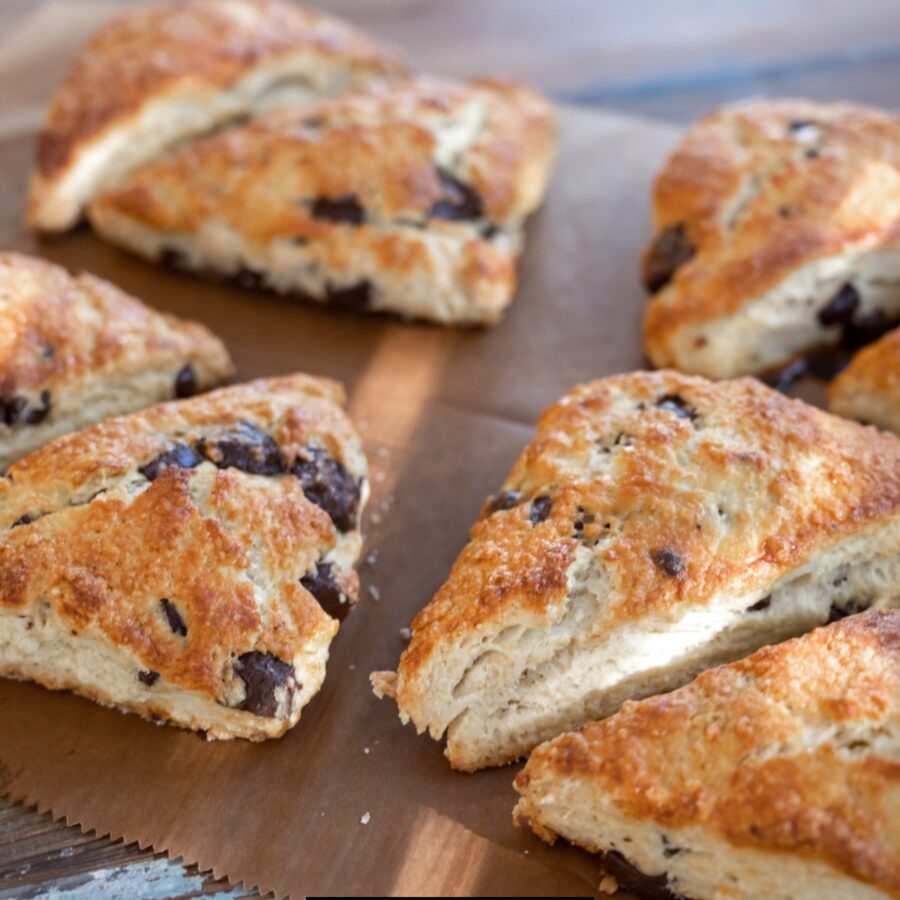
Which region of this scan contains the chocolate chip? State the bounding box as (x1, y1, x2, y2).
(481, 223, 499, 240)
(818, 284, 859, 326)
(655, 393, 698, 422)
(160, 599, 187, 637)
(174, 364, 198, 399)
(139, 442, 202, 481)
(292, 447, 361, 533)
(642, 223, 695, 293)
(11, 513, 34, 528)
(827, 598, 870, 623)
(487, 490, 523, 514)
(529, 495, 552, 525)
(139, 670, 160, 686)
(0, 396, 25, 427)
(310, 194, 365, 225)
(429, 167, 484, 221)
(23, 391, 51, 425)
(326, 280, 373, 311)
(805, 348, 852, 381)
(41, 344, 54, 360)
(233, 651, 296, 718)
(197, 422, 286, 476)
(601, 851, 683, 900)
(301, 562, 352, 621)
(844, 310, 893, 348)
(651, 548, 684, 577)
(804, 147, 820, 159)
(770, 358, 807, 393)
(159, 247, 189, 269)
(747, 595, 771, 612)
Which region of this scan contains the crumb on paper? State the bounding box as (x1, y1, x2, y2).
(370, 511, 383, 524)
(349, 664, 356, 671)
(376, 446, 390, 459)
(399, 626, 412, 641)
(360, 812, 371, 825)
(365, 549, 379, 565)
(368, 585, 381, 602)
(364, 747, 370, 755)
(599, 874, 618, 895)
(374, 471, 386, 483)
(523, 849, 529, 855)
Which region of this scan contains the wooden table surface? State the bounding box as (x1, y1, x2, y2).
(1, 0, 899, 896)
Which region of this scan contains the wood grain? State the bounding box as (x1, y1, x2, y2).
(2, 0, 900, 895)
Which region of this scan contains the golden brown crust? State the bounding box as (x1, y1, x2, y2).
(34, 0, 404, 181)
(0, 252, 231, 395)
(828, 326, 900, 431)
(87, 76, 556, 324)
(516, 611, 900, 894)
(643, 99, 900, 372)
(0, 375, 367, 735)
(396, 371, 900, 706)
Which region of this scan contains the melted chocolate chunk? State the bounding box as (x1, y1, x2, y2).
(1, 392, 51, 427)
(139, 442, 202, 481)
(601, 851, 684, 900)
(161, 599, 187, 637)
(310, 194, 365, 225)
(817, 284, 859, 327)
(747, 595, 772, 612)
(429, 167, 484, 221)
(159, 246, 188, 269)
(174, 364, 198, 399)
(11, 513, 34, 528)
(844, 310, 894, 348)
(292, 447, 361, 533)
(197, 422, 286, 476)
(139, 670, 160, 686)
(655, 393, 698, 422)
(23, 391, 51, 425)
(529, 495, 552, 525)
(301, 562, 352, 621)
(805, 348, 852, 381)
(487, 490, 523, 514)
(233, 651, 296, 718)
(326, 280, 373, 311)
(642, 223, 695, 293)
(651, 548, 684, 577)
(828, 598, 871, 623)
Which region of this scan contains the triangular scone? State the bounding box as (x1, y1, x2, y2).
(27, 0, 405, 232)
(829, 326, 900, 434)
(88, 77, 556, 326)
(371, 371, 900, 771)
(0, 252, 233, 470)
(643, 100, 900, 378)
(514, 611, 900, 900)
(0, 375, 368, 740)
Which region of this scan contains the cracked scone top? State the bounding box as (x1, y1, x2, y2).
(372, 371, 900, 771)
(514, 611, 900, 900)
(27, 0, 406, 232)
(0, 252, 233, 470)
(0, 375, 368, 740)
(87, 76, 557, 325)
(829, 326, 900, 434)
(643, 99, 900, 378)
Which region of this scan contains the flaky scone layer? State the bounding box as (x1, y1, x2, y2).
(829, 326, 900, 434)
(643, 100, 900, 377)
(88, 76, 557, 325)
(28, 0, 406, 232)
(515, 611, 900, 900)
(0, 252, 233, 469)
(0, 375, 368, 739)
(373, 371, 900, 770)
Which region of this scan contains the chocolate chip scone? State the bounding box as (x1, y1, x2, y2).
(0, 375, 368, 740)
(27, 0, 406, 232)
(514, 611, 900, 900)
(87, 76, 556, 325)
(828, 326, 900, 434)
(371, 371, 900, 771)
(0, 252, 233, 471)
(643, 100, 900, 378)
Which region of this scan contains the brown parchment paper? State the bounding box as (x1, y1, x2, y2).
(0, 4, 683, 896)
